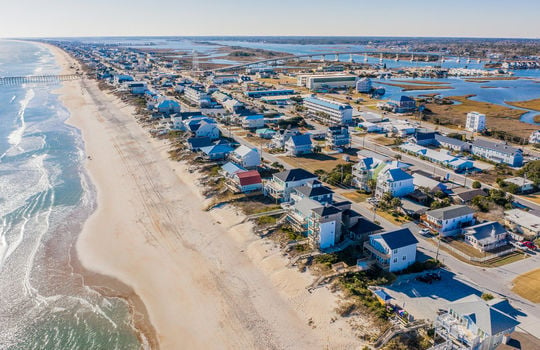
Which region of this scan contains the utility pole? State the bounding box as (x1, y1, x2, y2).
(435, 235, 441, 262)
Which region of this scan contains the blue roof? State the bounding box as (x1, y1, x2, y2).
(187, 137, 212, 148)
(290, 134, 312, 146)
(303, 97, 352, 111)
(221, 162, 246, 175)
(158, 100, 180, 108)
(200, 144, 233, 155)
(256, 128, 276, 134)
(387, 168, 413, 181)
(245, 114, 264, 120)
(379, 228, 418, 250)
(374, 289, 392, 301)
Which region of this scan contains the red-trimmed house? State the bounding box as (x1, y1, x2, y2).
(232, 170, 263, 193)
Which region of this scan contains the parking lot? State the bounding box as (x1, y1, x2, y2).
(380, 269, 483, 322)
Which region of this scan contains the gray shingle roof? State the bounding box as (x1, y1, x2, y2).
(312, 205, 342, 217)
(449, 295, 519, 336)
(275, 168, 317, 182)
(426, 205, 474, 220)
(473, 139, 522, 156)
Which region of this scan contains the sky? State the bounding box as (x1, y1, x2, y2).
(1, 0, 539, 39)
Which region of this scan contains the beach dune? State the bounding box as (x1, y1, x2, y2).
(49, 45, 360, 349)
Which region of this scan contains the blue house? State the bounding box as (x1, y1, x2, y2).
(285, 134, 313, 156)
(157, 100, 181, 115)
(200, 144, 234, 161)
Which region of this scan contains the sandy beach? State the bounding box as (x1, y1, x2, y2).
(46, 44, 363, 349)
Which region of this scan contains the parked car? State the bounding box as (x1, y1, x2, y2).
(415, 275, 432, 284)
(521, 241, 537, 250)
(427, 272, 441, 281)
(419, 228, 431, 236)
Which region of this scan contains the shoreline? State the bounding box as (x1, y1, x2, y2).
(43, 44, 365, 349)
(44, 43, 157, 349)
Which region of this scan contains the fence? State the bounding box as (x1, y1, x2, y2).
(438, 239, 516, 263)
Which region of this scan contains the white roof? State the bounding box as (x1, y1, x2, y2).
(505, 209, 540, 233)
(233, 144, 257, 157)
(504, 177, 535, 187)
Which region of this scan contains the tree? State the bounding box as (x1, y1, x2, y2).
(518, 160, 540, 186)
(367, 179, 377, 193)
(472, 180, 481, 189)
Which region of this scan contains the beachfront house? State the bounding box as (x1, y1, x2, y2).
(471, 139, 523, 167)
(184, 118, 220, 140)
(157, 99, 181, 115)
(463, 221, 508, 252)
(363, 228, 418, 272)
(435, 295, 519, 350)
(220, 162, 246, 178)
(290, 180, 334, 205)
(186, 137, 212, 151)
(264, 168, 318, 202)
(285, 134, 313, 156)
(229, 170, 263, 193)
(504, 209, 540, 239)
(229, 145, 261, 169)
(375, 168, 414, 198)
(200, 144, 234, 161)
(422, 205, 475, 236)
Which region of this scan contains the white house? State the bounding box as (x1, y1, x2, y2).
(229, 145, 261, 169)
(184, 117, 220, 140)
(242, 115, 265, 129)
(503, 177, 535, 193)
(466, 111, 486, 132)
(231, 170, 262, 193)
(363, 228, 418, 272)
(471, 139, 523, 167)
(463, 221, 508, 252)
(435, 295, 519, 350)
(285, 134, 313, 156)
(264, 168, 318, 202)
(529, 130, 540, 144)
(423, 205, 475, 236)
(223, 99, 244, 114)
(375, 168, 414, 198)
(504, 209, 540, 239)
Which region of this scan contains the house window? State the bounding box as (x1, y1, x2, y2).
(393, 249, 398, 254)
(402, 256, 406, 260)
(393, 258, 397, 263)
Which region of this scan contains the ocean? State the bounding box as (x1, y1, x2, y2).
(0, 40, 142, 349)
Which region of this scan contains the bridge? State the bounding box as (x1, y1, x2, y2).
(0, 74, 82, 86)
(207, 50, 485, 72)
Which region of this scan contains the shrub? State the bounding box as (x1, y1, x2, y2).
(481, 293, 494, 301)
(472, 181, 481, 189)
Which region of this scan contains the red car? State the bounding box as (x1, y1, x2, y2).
(521, 241, 537, 250)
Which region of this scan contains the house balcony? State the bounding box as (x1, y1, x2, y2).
(264, 181, 284, 200)
(286, 212, 308, 232)
(363, 241, 390, 260)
